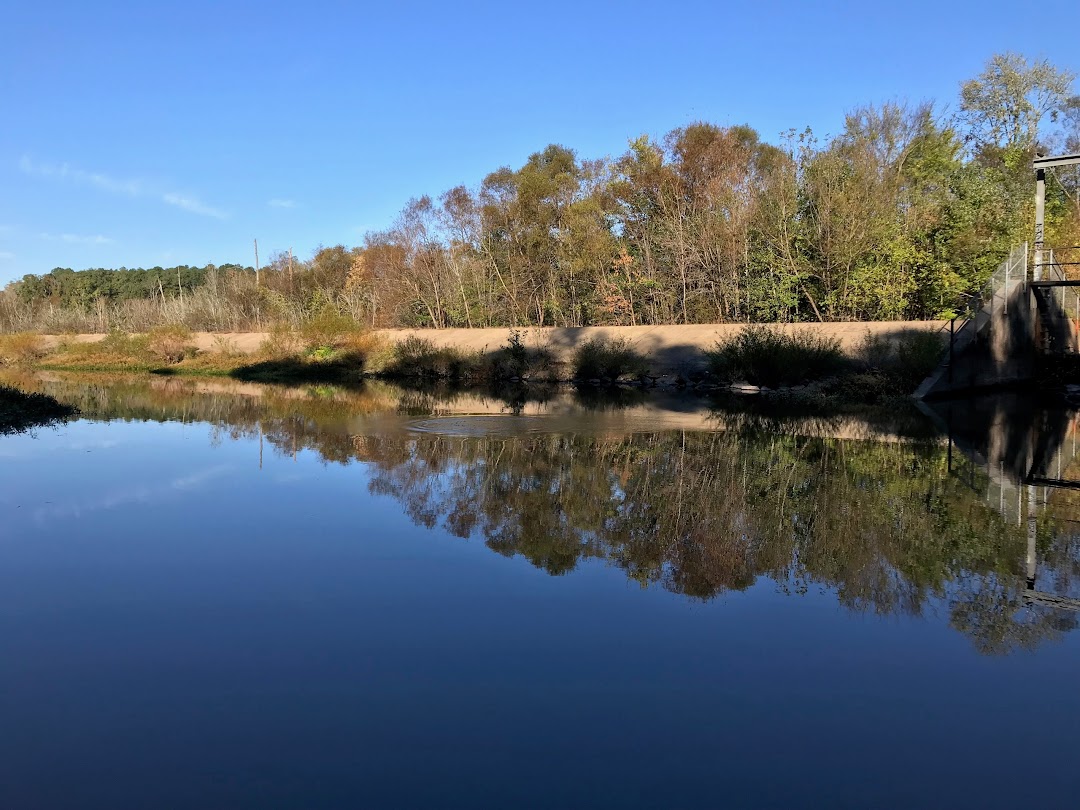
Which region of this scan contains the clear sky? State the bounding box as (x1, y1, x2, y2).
(1, 0, 1077, 284)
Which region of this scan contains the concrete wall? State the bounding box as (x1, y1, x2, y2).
(925, 280, 1037, 396)
(372, 322, 946, 375)
(40, 321, 948, 376)
(921, 281, 1079, 398)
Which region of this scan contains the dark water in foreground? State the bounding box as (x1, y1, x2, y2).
(1, 373, 1079, 809)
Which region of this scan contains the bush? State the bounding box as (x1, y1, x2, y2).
(100, 329, 141, 355)
(46, 330, 148, 367)
(301, 308, 362, 352)
(260, 322, 303, 358)
(855, 331, 893, 372)
(382, 335, 481, 380)
(147, 324, 195, 364)
(0, 333, 47, 365)
(485, 330, 557, 381)
(894, 331, 945, 385)
(391, 335, 440, 369)
(211, 335, 240, 356)
(705, 326, 845, 388)
(502, 329, 529, 376)
(572, 336, 648, 382)
(855, 329, 944, 386)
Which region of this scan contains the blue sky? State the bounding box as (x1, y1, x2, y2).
(1, 0, 1077, 284)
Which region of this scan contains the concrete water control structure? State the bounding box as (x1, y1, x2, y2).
(915, 153, 1080, 398)
(1033, 151, 1080, 281)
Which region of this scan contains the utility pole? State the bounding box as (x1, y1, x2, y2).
(288, 247, 294, 293)
(254, 239, 260, 286)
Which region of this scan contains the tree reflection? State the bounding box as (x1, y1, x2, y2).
(360, 430, 1080, 653)
(6, 369, 1079, 654)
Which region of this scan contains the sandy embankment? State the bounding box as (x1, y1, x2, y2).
(39, 321, 946, 375)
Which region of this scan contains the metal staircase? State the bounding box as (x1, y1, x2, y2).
(913, 244, 1028, 399)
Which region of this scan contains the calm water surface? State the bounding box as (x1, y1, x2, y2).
(1, 374, 1078, 809)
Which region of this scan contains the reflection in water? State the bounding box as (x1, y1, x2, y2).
(927, 395, 1080, 633)
(6, 370, 1080, 655)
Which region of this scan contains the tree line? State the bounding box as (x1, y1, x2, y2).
(3, 52, 1078, 333)
(14, 264, 253, 308)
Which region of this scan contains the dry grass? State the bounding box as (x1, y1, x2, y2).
(147, 324, 196, 364)
(0, 333, 48, 366)
(258, 323, 305, 357)
(6, 326, 565, 390)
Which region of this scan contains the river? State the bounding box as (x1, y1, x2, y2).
(1, 372, 1078, 808)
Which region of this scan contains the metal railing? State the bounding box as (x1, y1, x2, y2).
(945, 243, 1027, 373)
(1044, 249, 1080, 322)
(914, 244, 1028, 397)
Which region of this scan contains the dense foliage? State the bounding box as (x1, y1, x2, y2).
(3, 53, 1078, 333)
(12, 264, 252, 308)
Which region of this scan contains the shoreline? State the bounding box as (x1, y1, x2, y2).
(2, 321, 953, 409)
(25, 321, 946, 376)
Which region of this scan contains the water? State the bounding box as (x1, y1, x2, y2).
(1, 373, 1079, 809)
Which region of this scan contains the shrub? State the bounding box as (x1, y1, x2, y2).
(301, 308, 362, 352)
(260, 322, 303, 358)
(100, 329, 141, 355)
(0, 333, 47, 365)
(573, 336, 648, 382)
(894, 330, 945, 385)
(854, 329, 944, 386)
(211, 335, 240, 356)
(382, 335, 481, 380)
(503, 329, 529, 376)
(147, 324, 195, 364)
(48, 330, 147, 366)
(485, 330, 557, 381)
(392, 335, 440, 369)
(855, 331, 893, 372)
(705, 326, 845, 388)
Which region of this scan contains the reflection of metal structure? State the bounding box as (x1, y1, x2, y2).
(926, 397, 1080, 612)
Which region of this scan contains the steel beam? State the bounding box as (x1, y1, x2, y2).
(1033, 152, 1080, 170)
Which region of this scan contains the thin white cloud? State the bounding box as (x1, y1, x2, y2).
(31, 463, 233, 524)
(162, 192, 228, 219)
(268, 198, 296, 209)
(20, 155, 142, 196)
(39, 232, 114, 245)
(0, 251, 14, 260)
(20, 155, 229, 219)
